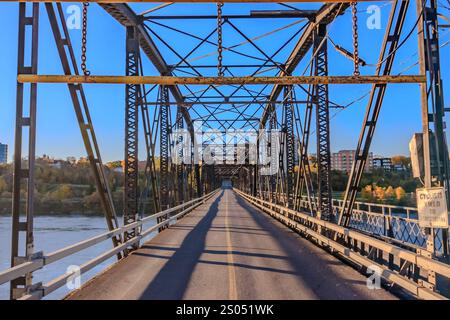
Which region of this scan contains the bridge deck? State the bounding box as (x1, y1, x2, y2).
(67, 189, 397, 300)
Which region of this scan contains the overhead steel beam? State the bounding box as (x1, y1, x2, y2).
(99, 4, 193, 132)
(260, 3, 349, 127)
(143, 100, 309, 106)
(12, 0, 388, 3)
(18, 74, 426, 85)
(144, 11, 317, 20)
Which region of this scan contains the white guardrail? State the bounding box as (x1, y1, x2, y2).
(260, 191, 450, 253)
(235, 188, 450, 300)
(0, 189, 220, 300)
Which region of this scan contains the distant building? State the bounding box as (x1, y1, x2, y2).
(0, 143, 7, 164)
(138, 161, 147, 171)
(77, 157, 90, 165)
(372, 157, 392, 171)
(49, 161, 64, 169)
(66, 156, 77, 165)
(392, 163, 408, 172)
(36, 155, 65, 168)
(331, 150, 373, 172)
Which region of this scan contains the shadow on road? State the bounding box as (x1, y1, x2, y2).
(136, 190, 223, 299)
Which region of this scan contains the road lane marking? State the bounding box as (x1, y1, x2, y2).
(225, 190, 238, 300)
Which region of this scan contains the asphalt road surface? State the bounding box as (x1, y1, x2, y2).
(68, 188, 397, 300)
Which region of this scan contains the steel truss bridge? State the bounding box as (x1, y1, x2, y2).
(1, 0, 450, 300)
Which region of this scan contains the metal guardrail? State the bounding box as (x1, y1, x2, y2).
(236, 189, 450, 300)
(0, 189, 220, 300)
(298, 196, 450, 254)
(259, 191, 449, 254)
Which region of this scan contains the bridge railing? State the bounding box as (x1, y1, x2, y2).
(237, 189, 450, 300)
(0, 189, 220, 300)
(258, 191, 449, 255)
(297, 195, 449, 255)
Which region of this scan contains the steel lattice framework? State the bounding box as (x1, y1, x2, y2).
(314, 23, 332, 221)
(124, 26, 141, 243)
(5, 0, 450, 299)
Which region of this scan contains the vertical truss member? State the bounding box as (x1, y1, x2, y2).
(284, 86, 295, 208)
(45, 3, 122, 252)
(269, 107, 278, 203)
(252, 159, 258, 196)
(416, 0, 448, 256)
(176, 106, 185, 204)
(139, 78, 161, 217)
(294, 79, 315, 213)
(11, 3, 39, 300)
(314, 24, 333, 221)
(194, 140, 202, 198)
(124, 26, 140, 245)
(338, 0, 409, 227)
(159, 85, 171, 231)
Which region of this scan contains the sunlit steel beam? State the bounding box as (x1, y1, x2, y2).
(18, 74, 426, 85)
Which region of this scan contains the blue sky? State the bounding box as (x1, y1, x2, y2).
(0, 2, 449, 162)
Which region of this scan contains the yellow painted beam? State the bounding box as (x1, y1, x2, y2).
(9, 1, 384, 3)
(17, 74, 426, 85)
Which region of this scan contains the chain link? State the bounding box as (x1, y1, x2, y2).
(81, 2, 91, 76)
(351, 2, 360, 76)
(217, 2, 224, 77)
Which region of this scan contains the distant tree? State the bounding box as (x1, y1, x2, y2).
(395, 186, 406, 200)
(374, 186, 386, 200)
(361, 185, 373, 200)
(106, 161, 122, 169)
(0, 176, 8, 193)
(308, 155, 317, 166)
(385, 186, 395, 200)
(52, 184, 74, 200)
(391, 155, 410, 167)
(331, 170, 348, 191)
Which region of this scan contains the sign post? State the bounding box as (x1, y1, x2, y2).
(416, 186, 449, 290)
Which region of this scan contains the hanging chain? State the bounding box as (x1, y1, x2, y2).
(351, 2, 360, 76)
(81, 2, 91, 76)
(217, 2, 224, 77)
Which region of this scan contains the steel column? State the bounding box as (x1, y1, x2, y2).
(416, 0, 448, 257)
(160, 86, 171, 210)
(176, 106, 185, 203)
(314, 24, 332, 221)
(10, 2, 39, 300)
(284, 86, 295, 208)
(124, 26, 141, 244)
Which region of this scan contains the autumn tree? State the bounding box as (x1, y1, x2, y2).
(391, 155, 410, 167)
(395, 186, 406, 200)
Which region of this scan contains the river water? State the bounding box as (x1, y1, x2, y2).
(0, 215, 157, 300)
